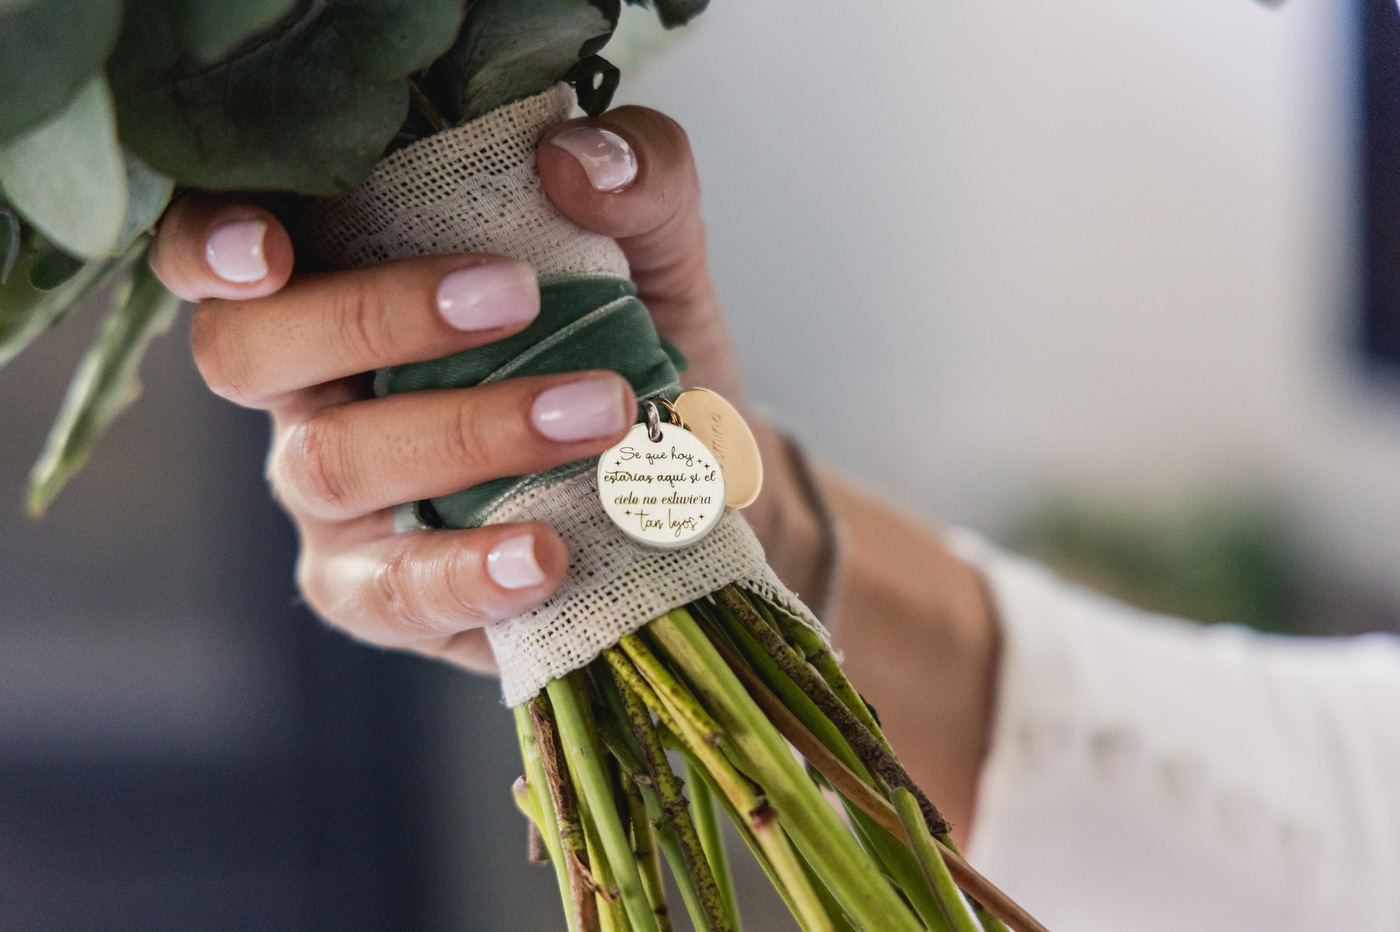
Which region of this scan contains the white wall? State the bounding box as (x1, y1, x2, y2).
(616, 0, 1400, 593)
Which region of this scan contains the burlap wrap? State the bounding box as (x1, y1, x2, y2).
(300, 85, 825, 706)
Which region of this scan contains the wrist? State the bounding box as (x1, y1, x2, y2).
(744, 421, 834, 611)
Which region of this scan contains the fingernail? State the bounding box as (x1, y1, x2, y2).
(487, 534, 546, 590)
(551, 126, 638, 191)
(437, 261, 540, 331)
(532, 377, 629, 443)
(205, 219, 269, 283)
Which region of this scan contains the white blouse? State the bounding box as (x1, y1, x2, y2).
(951, 531, 1400, 932)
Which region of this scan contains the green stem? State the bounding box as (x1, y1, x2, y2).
(515, 706, 579, 932)
(686, 757, 740, 928)
(592, 663, 715, 932)
(627, 781, 673, 932)
(649, 608, 923, 932)
(892, 788, 981, 932)
(578, 789, 630, 932)
(529, 696, 601, 932)
(603, 649, 737, 932)
(619, 633, 725, 746)
(765, 602, 893, 752)
(548, 674, 663, 932)
(620, 632, 834, 932)
(697, 599, 951, 931)
(716, 587, 949, 838)
(665, 736, 818, 932)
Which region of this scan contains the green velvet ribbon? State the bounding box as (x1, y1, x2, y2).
(377, 274, 684, 529)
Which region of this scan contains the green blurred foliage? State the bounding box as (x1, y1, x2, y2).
(1014, 493, 1305, 633)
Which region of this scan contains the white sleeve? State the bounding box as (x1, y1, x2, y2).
(947, 530, 1400, 932)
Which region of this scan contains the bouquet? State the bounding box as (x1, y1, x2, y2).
(0, 3, 1047, 930)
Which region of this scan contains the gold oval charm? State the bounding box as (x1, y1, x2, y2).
(673, 388, 764, 510)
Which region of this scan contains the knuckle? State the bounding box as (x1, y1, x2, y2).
(372, 546, 420, 640)
(328, 278, 396, 368)
(285, 411, 361, 516)
(441, 399, 495, 478)
(189, 302, 261, 405)
(373, 544, 487, 641)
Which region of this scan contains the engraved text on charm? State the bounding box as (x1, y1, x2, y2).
(597, 422, 726, 549)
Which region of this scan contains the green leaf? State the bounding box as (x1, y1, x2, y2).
(0, 0, 124, 146)
(423, 0, 620, 125)
(109, 0, 469, 194)
(0, 236, 140, 371)
(624, 0, 708, 29)
(28, 247, 182, 517)
(177, 0, 299, 63)
(0, 76, 128, 259)
(28, 240, 85, 291)
(652, 0, 707, 28)
(0, 206, 18, 284)
(116, 150, 175, 252)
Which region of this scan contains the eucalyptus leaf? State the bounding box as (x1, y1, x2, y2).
(29, 241, 85, 291)
(652, 0, 708, 28)
(0, 208, 19, 284)
(28, 250, 182, 517)
(178, 0, 300, 63)
(116, 151, 176, 252)
(426, 0, 620, 124)
(110, 0, 468, 194)
(0, 76, 128, 259)
(0, 0, 123, 146)
(0, 236, 140, 371)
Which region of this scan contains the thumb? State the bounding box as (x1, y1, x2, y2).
(537, 106, 715, 319)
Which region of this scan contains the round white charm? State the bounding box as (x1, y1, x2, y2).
(597, 422, 726, 549)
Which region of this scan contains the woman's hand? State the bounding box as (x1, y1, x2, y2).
(147, 108, 768, 675)
(150, 106, 998, 839)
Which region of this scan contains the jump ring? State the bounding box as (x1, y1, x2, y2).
(645, 401, 664, 442)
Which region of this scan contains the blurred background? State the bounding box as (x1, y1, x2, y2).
(3, 0, 1399, 928)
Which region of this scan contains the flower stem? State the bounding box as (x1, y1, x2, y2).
(685, 756, 740, 928)
(649, 608, 923, 932)
(627, 781, 674, 932)
(596, 655, 735, 932)
(892, 788, 981, 932)
(548, 674, 663, 932)
(529, 696, 600, 932)
(684, 621, 1047, 932)
(716, 587, 949, 838)
(619, 631, 834, 932)
(514, 707, 576, 924)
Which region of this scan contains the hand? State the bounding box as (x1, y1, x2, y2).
(147, 107, 782, 675)
(149, 106, 997, 840)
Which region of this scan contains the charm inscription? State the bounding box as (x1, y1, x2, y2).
(598, 422, 726, 549)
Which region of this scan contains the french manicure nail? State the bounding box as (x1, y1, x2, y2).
(206, 219, 268, 283)
(551, 126, 638, 191)
(487, 534, 546, 590)
(532, 378, 629, 443)
(437, 261, 540, 331)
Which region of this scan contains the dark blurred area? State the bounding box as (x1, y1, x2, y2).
(0, 310, 560, 932)
(1363, 0, 1400, 371)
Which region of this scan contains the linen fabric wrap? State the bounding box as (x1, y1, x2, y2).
(298, 84, 824, 706)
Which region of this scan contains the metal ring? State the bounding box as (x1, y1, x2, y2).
(645, 401, 664, 442)
(653, 396, 686, 429)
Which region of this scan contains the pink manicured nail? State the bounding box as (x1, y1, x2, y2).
(205, 219, 268, 283)
(551, 126, 638, 191)
(437, 261, 540, 331)
(531, 378, 629, 442)
(487, 534, 546, 590)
